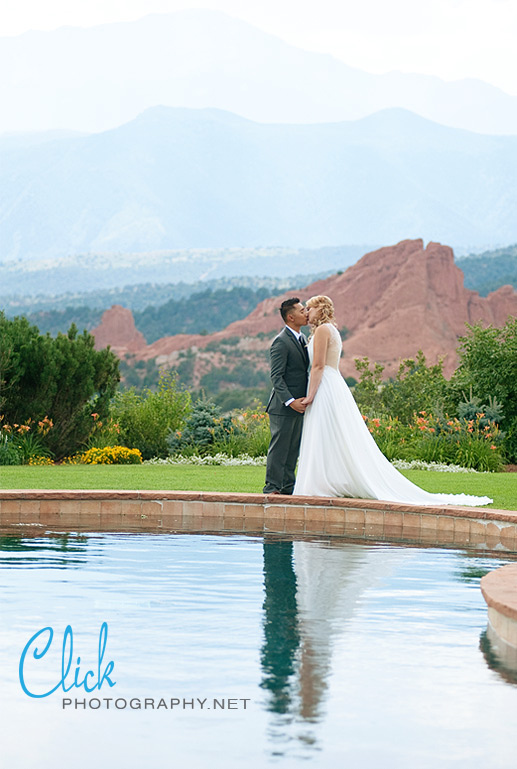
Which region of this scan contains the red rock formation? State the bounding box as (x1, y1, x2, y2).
(93, 240, 517, 379)
(92, 305, 146, 356)
(215, 239, 517, 377)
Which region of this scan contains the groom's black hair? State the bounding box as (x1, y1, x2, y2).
(280, 297, 301, 322)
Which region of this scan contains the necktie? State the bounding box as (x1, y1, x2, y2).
(299, 335, 308, 360)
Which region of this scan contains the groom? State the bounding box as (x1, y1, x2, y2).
(263, 298, 309, 495)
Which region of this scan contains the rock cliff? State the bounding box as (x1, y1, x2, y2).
(92, 240, 517, 380)
(92, 305, 147, 356)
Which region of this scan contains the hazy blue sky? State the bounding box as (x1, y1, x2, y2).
(2, 0, 516, 96)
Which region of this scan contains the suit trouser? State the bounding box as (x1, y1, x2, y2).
(263, 412, 304, 494)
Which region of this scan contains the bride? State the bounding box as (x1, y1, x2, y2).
(293, 295, 492, 506)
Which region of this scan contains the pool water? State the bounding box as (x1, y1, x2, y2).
(1, 531, 516, 768)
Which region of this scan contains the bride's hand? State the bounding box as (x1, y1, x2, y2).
(301, 396, 313, 406)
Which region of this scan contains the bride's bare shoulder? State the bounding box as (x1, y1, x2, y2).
(313, 323, 332, 336)
(313, 323, 338, 339)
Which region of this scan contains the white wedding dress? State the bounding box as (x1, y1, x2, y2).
(293, 324, 492, 506)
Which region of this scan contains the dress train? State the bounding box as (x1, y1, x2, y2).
(293, 325, 492, 507)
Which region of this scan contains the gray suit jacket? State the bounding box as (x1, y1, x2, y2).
(266, 327, 309, 416)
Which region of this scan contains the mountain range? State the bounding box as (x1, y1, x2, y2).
(1, 10, 516, 135)
(2, 107, 517, 263)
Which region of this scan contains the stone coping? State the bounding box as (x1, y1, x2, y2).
(481, 564, 517, 649)
(2, 489, 517, 553)
(1, 488, 516, 523)
(481, 564, 517, 623)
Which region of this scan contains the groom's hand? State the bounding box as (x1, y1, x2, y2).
(289, 398, 307, 413)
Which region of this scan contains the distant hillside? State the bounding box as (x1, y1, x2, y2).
(16, 284, 304, 341)
(21, 286, 277, 341)
(457, 246, 517, 296)
(23, 306, 103, 337)
(1, 272, 328, 316)
(0, 243, 364, 295)
(133, 287, 273, 343)
(2, 107, 517, 262)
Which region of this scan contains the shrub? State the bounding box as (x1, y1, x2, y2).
(504, 418, 517, 465)
(457, 391, 504, 425)
(354, 351, 451, 422)
(213, 404, 271, 457)
(167, 399, 234, 456)
(353, 347, 505, 470)
(168, 400, 271, 458)
(352, 357, 385, 414)
(13, 429, 53, 464)
(111, 373, 191, 460)
(451, 317, 517, 460)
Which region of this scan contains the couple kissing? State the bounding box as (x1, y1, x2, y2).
(262, 295, 492, 507)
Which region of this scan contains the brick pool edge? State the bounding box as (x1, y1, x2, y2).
(2, 488, 517, 548)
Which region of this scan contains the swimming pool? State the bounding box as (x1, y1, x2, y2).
(1, 531, 516, 768)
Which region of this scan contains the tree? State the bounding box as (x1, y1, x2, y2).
(0, 313, 120, 457)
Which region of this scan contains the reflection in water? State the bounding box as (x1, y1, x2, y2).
(259, 539, 408, 759)
(259, 539, 403, 759)
(0, 533, 89, 568)
(260, 539, 321, 760)
(455, 564, 493, 584)
(260, 540, 300, 714)
(2, 531, 517, 767)
(480, 627, 517, 686)
(294, 541, 404, 720)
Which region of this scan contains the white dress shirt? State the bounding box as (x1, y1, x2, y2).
(284, 326, 305, 407)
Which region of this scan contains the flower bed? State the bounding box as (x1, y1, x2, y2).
(65, 446, 143, 465)
(363, 411, 503, 472)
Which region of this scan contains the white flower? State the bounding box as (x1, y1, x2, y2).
(390, 459, 479, 473)
(143, 453, 267, 466)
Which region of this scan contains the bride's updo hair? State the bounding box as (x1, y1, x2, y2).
(306, 295, 338, 330)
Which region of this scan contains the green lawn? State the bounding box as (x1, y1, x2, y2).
(0, 465, 263, 493)
(1, 465, 516, 510)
